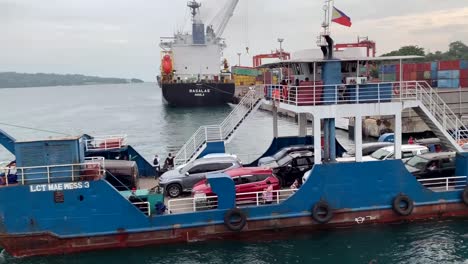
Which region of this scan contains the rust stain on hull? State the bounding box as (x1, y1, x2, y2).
(1, 203, 467, 258)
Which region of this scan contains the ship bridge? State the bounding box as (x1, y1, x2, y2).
(259, 56, 468, 164)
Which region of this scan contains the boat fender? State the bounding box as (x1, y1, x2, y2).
(462, 187, 468, 206)
(312, 200, 333, 224)
(392, 194, 414, 216)
(224, 208, 247, 231)
(282, 86, 288, 99)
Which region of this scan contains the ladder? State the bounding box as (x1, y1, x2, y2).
(174, 88, 264, 166)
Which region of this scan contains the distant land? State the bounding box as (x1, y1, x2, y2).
(0, 72, 144, 88)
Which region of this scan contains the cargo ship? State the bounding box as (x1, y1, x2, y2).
(0, 1, 467, 258)
(157, 1, 238, 107)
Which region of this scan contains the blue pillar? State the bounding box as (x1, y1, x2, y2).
(329, 118, 336, 161)
(323, 119, 329, 161)
(322, 61, 342, 104)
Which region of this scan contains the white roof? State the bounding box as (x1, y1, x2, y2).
(380, 144, 428, 152)
(259, 55, 424, 69)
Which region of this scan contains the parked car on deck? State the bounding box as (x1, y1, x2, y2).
(262, 150, 314, 187)
(405, 152, 456, 179)
(191, 167, 280, 201)
(338, 144, 429, 162)
(258, 145, 314, 166)
(343, 142, 393, 157)
(159, 156, 242, 198)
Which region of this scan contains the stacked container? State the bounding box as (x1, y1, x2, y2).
(437, 60, 460, 88)
(461, 60, 468, 88)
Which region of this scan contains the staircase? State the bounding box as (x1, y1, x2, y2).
(403, 81, 468, 152)
(173, 88, 263, 166)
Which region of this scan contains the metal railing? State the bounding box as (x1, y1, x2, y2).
(85, 135, 127, 151)
(131, 201, 151, 216)
(417, 176, 467, 192)
(174, 88, 263, 166)
(261, 80, 468, 147)
(167, 189, 298, 214)
(0, 159, 105, 186)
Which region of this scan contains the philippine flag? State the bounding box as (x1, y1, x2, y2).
(332, 6, 352, 27)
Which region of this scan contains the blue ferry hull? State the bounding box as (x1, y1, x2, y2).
(0, 160, 467, 257)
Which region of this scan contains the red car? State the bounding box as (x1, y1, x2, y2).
(192, 167, 280, 201)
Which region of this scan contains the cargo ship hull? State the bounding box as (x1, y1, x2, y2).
(161, 82, 235, 107)
(2, 202, 467, 258)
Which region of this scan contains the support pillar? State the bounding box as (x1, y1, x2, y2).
(298, 113, 307, 137)
(323, 119, 330, 161)
(329, 118, 336, 161)
(354, 115, 363, 162)
(313, 116, 322, 164)
(272, 104, 278, 138)
(394, 112, 402, 159)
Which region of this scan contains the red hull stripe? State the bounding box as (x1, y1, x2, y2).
(1, 203, 467, 258)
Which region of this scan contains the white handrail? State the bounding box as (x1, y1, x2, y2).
(167, 188, 298, 214)
(0, 161, 105, 186)
(418, 176, 467, 192)
(174, 88, 263, 166)
(85, 134, 127, 151)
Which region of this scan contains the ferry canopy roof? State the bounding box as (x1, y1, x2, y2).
(258, 55, 424, 69)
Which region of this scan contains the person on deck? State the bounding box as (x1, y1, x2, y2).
(408, 136, 414, 144)
(262, 181, 274, 204)
(165, 153, 175, 170)
(153, 154, 161, 179)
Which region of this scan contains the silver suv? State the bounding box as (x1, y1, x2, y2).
(159, 157, 242, 198)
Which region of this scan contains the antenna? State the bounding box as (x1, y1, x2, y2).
(317, 0, 333, 47)
(187, 1, 201, 21)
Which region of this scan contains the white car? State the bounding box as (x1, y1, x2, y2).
(337, 144, 429, 162)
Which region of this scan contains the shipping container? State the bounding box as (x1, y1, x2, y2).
(416, 71, 424, 80)
(438, 79, 460, 88)
(438, 70, 460, 79)
(461, 60, 468, 70)
(461, 78, 468, 88)
(461, 69, 468, 79)
(379, 73, 396, 82)
(423, 71, 431, 79)
(431, 62, 438, 71)
(410, 72, 417, 81)
(439, 60, 460, 71)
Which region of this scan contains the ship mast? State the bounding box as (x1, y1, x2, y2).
(317, 0, 335, 59)
(187, 1, 201, 21)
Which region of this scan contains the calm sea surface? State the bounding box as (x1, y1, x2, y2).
(0, 83, 466, 263)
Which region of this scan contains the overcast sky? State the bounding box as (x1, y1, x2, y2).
(1, 0, 468, 81)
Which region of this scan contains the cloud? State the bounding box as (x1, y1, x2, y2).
(1, 0, 468, 80)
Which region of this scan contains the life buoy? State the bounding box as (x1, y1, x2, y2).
(224, 208, 247, 231)
(282, 86, 289, 99)
(392, 194, 414, 216)
(312, 200, 333, 224)
(462, 187, 468, 206)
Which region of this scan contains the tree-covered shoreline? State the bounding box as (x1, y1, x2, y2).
(0, 72, 144, 88)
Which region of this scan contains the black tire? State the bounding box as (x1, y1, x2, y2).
(312, 200, 333, 224)
(392, 194, 414, 216)
(224, 209, 247, 231)
(166, 184, 182, 198)
(462, 187, 468, 206)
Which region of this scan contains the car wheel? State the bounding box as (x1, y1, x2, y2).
(276, 176, 285, 187)
(167, 184, 182, 198)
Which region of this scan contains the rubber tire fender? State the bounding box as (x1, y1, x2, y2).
(462, 187, 468, 206)
(224, 208, 247, 232)
(312, 200, 333, 224)
(392, 194, 414, 216)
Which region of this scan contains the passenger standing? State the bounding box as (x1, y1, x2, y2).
(153, 154, 160, 179)
(263, 181, 274, 204)
(165, 153, 175, 170)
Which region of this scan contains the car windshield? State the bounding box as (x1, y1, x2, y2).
(406, 156, 430, 170)
(277, 155, 293, 166)
(370, 149, 391, 160)
(180, 162, 194, 174)
(273, 148, 289, 160)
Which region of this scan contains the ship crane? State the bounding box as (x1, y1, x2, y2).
(209, 0, 240, 38)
